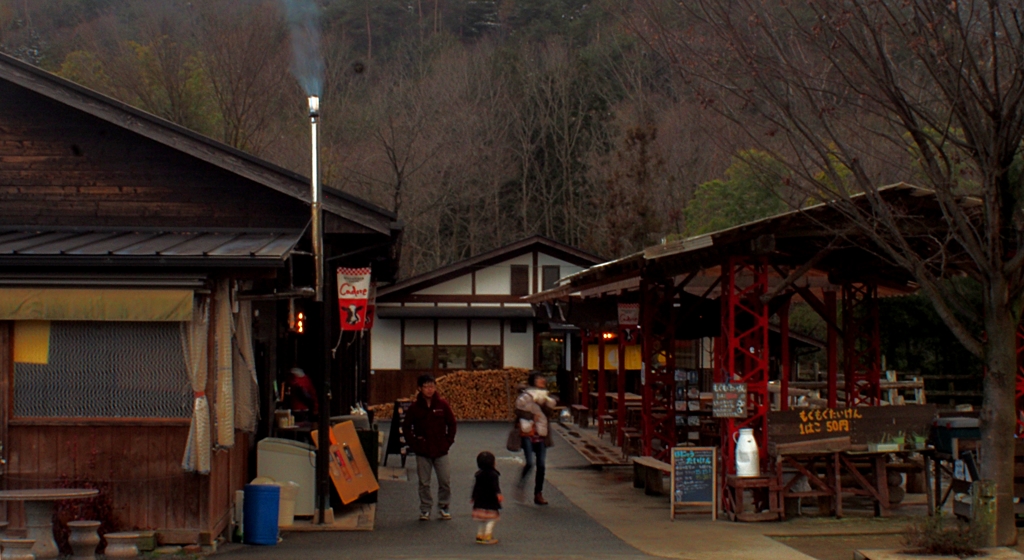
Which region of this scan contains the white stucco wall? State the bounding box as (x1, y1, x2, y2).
(470, 319, 501, 345)
(417, 274, 473, 295)
(370, 317, 402, 370)
(503, 320, 534, 368)
(475, 254, 533, 295)
(437, 319, 468, 344)
(404, 319, 434, 345)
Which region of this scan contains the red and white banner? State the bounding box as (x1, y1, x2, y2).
(617, 303, 640, 327)
(337, 267, 371, 331)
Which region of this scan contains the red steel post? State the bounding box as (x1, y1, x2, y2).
(825, 291, 838, 409)
(843, 283, 881, 407)
(618, 328, 627, 446)
(581, 331, 590, 409)
(717, 257, 770, 474)
(780, 298, 791, 411)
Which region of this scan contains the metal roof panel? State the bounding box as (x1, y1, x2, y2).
(21, 232, 123, 255)
(68, 232, 160, 255)
(206, 233, 281, 256)
(113, 232, 200, 255)
(159, 233, 240, 256)
(0, 232, 80, 254)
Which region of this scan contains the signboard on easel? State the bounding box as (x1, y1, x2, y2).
(311, 420, 380, 505)
(670, 446, 717, 520)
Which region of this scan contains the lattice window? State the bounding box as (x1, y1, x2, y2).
(14, 322, 191, 418)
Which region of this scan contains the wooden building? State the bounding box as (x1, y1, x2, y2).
(368, 237, 603, 404)
(0, 53, 399, 545)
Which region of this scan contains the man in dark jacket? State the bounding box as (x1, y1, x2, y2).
(402, 374, 457, 520)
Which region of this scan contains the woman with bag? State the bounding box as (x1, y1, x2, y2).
(512, 372, 557, 505)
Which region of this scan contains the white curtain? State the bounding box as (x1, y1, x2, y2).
(233, 299, 259, 433)
(214, 280, 235, 448)
(181, 297, 211, 474)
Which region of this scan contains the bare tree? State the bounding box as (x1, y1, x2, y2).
(190, 0, 293, 155)
(632, 0, 1024, 543)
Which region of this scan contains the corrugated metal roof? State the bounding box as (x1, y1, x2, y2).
(0, 229, 303, 266)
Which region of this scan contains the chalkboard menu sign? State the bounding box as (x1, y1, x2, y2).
(382, 399, 413, 467)
(670, 446, 717, 520)
(712, 383, 747, 418)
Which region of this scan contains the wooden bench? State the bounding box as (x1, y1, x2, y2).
(621, 429, 642, 458)
(597, 414, 616, 437)
(633, 456, 672, 496)
(571, 404, 590, 428)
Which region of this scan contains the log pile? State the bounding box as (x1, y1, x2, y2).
(370, 368, 530, 421)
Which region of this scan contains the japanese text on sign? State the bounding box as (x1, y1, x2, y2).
(712, 383, 747, 418)
(797, 407, 863, 436)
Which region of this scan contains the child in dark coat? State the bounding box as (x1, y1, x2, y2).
(471, 451, 502, 545)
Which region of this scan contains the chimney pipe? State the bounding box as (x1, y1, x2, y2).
(309, 95, 323, 302)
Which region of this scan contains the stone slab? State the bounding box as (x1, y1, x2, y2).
(854, 548, 1024, 560)
(279, 503, 374, 532)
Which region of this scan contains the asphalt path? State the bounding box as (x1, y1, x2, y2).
(218, 422, 651, 559)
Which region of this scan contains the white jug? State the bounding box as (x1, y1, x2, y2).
(734, 428, 760, 477)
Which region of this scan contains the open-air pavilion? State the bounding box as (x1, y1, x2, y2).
(526, 183, 996, 518)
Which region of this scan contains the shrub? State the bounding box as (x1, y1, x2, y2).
(902, 513, 983, 558)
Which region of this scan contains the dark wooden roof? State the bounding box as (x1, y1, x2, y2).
(378, 236, 605, 299)
(0, 53, 399, 236)
(0, 228, 302, 268)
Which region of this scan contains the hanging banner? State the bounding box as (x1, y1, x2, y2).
(617, 303, 640, 327)
(337, 267, 371, 331)
(363, 282, 377, 331)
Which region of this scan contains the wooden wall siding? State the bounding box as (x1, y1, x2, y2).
(0, 81, 309, 229)
(2, 424, 246, 542)
(368, 370, 421, 406)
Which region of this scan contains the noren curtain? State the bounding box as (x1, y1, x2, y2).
(181, 297, 211, 474)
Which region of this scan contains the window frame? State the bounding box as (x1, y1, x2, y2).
(510, 265, 530, 296)
(542, 265, 561, 291)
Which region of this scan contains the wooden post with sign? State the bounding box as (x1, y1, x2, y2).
(670, 446, 717, 520)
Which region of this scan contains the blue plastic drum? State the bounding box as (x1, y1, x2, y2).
(243, 484, 280, 545)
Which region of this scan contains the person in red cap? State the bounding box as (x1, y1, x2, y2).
(284, 367, 318, 423)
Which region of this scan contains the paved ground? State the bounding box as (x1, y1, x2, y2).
(217, 422, 651, 559)
(216, 422, 1024, 559)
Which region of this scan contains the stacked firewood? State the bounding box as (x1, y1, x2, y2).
(371, 368, 530, 421)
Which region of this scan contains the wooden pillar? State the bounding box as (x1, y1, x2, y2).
(617, 329, 627, 446)
(825, 290, 838, 409)
(1017, 324, 1024, 434)
(581, 331, 590, 408)
(780, 298, 791, 412)
(597, 334, 607, 419)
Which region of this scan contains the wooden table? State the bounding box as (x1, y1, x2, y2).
(0, 488, 99, 558)
(725, 475, 781, 521)
(774, 450, 933, 519)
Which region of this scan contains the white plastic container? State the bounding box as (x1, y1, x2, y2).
(734, 428, 760, 477)
(257, 438, 317, 516)
(277, 481, 300, 527)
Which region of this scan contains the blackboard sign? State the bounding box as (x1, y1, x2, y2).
(382, 399, 413, 467)
(712, 383, 747, 418)
(670, 446, 717, 520)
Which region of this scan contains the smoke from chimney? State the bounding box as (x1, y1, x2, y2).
(281, 0, 324, 96)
